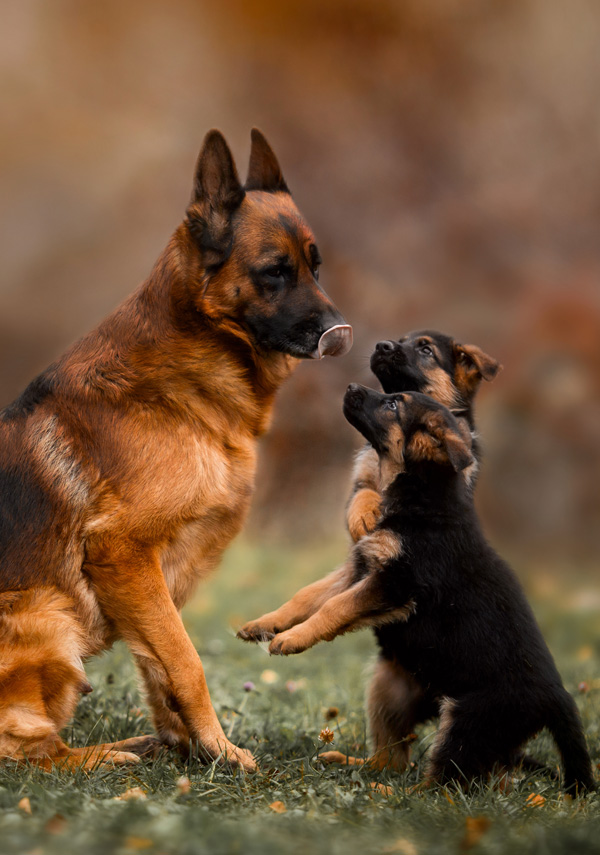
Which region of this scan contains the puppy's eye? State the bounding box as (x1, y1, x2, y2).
(384, 400, 397, 411)
(420, 345, 433, 356)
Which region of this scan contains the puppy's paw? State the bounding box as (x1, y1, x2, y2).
(347, 490, 381, 542)
(237, 620, 276, 643)
(268, 630, 308, 656)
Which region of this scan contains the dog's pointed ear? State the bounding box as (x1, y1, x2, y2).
(187, 130, 245, 269)
(245, 128, 290, 193)
(454, 343, 502, 382)
(191, 130, 245, 209)
(444, 430, 474, 472)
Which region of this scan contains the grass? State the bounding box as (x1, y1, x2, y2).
(1, 539, 600, 854)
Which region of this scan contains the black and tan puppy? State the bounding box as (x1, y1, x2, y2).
(238, 332, 499, 646)
(241, 387, 593, 792)
(347, 331, 501, 542)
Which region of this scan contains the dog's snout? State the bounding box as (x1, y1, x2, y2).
(375, 340, 396, 355)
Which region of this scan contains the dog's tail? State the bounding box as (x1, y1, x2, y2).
(547, 689, 595, 794)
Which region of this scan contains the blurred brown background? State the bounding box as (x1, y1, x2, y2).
(1, 0, 599, 568)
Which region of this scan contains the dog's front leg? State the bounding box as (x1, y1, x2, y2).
(346, 445, 382, 542)
(85, 540, 256, 771)
(237, 563, 354, 642)
(268, 576, 414, 656)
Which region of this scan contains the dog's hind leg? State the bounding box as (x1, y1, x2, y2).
(320, 657, 433, 772)
(0, 588, 141, 771)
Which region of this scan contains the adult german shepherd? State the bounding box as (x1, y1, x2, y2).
(0, 129, 351, 772)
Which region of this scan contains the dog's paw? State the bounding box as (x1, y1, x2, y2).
(268, 630, 307, 656)
(347, 490, 381, 542)
(237, 621, 276, 643)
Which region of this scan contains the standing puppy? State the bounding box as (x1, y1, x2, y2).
(238, 332, 499, 641)
(0, 129, 351, 771)
(347, 331, 500, 542)
(242, 388, 594, 793)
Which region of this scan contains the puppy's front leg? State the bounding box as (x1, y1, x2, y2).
(346, 446, 382, 542)
(268, 576, 414, 656)
(237, 563, 354, 641)
(85, 539, 256, 771)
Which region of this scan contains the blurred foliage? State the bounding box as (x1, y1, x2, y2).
(0, 0, 599, 564)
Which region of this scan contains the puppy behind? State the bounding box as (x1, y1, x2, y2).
(241, 387, 593, 793)
(347, 330, 501, 542)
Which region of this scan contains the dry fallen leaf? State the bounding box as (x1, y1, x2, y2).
(117, 786, 147, 801)
(526, 793, 546, 808)
(461, 816, 491, 849)
(269, 800, 287, 813)
(176, 776, 191, 795)
(18, 797, 32, 815)
(124, 838, 153, 851)
(44, 814, 68, 834)
(370, 782, 393, 796)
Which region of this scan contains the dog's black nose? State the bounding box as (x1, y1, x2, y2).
(375, 340, 396, 354)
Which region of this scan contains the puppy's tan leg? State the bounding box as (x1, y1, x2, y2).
(85, 541, 256, 771)
(320, 659, 426, 772)
(238, 564, 353, 641)
(347, 489, 382, 542)
(268, 577, 413, 656)
(346, 446, 381, 542)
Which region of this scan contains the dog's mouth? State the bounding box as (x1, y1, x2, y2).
(310, 325, 353, 360)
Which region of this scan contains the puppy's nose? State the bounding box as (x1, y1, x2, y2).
(375, 340, 396, 354)
(346, 383, 361, 394)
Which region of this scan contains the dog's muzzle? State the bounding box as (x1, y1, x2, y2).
(311, 324, 353, 359)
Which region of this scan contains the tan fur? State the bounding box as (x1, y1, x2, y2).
(267, 574, 415, 656)
(427, 697, 457, 778)
(0, 132, 346, 772)
(238, 564, 354, 641)
(347, 446, 382, 541)
(320, 659, 423, 771)
(358, 529, 404, 567)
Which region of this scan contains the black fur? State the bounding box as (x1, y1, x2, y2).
(344, 386, 594, 793)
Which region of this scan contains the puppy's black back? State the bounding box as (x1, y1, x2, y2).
(375, 465, 593, 791)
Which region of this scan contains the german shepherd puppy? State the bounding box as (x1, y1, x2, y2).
(347, 331, 501, 542)
(0, 129, 351, 772)
(238, 332, 499, 643)
(244, 387, 593, 792)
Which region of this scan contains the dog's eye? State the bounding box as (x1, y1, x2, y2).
(420, 345, 433, 356)
(384, 400, 397, 411)
(262, 264, 292, 288)
(312, 262, 320, 281)
(264, 265, 286, 280)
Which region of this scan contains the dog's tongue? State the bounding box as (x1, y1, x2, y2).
(312, 324, 353, 359)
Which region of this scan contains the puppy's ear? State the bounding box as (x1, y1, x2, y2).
(454, 343, 502, 382)
(444, 430, 475, 472)
(245, 128, 290, 193)
(186, 130, 245, 269)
